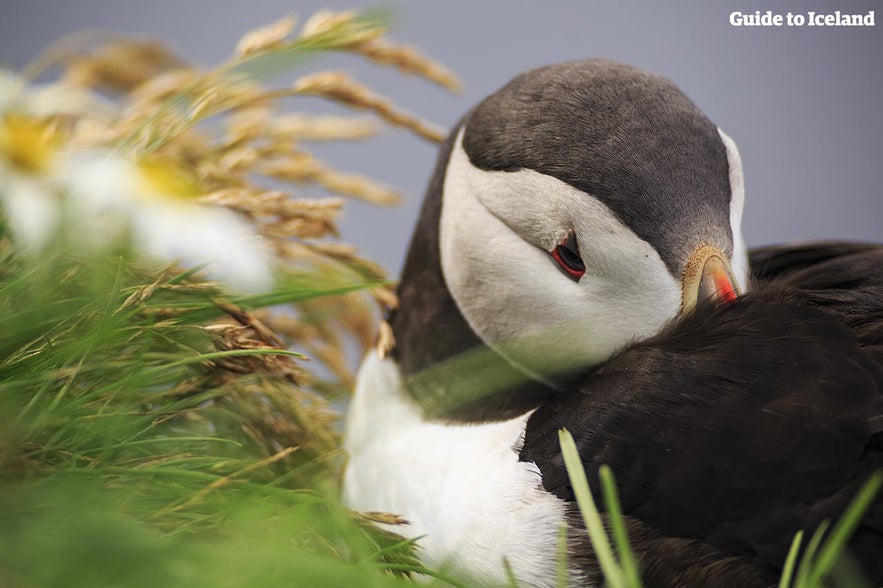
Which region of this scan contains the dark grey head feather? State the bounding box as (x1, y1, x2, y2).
(463, 59, 733, 277)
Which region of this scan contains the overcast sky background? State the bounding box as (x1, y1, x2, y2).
(1, 0, 880, 274)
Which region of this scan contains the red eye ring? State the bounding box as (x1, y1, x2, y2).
(550, 232, 585, 280)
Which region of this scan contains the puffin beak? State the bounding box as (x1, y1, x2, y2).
(680, 245, 740, 314)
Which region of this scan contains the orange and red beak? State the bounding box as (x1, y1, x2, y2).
(681, 245, 740, 313)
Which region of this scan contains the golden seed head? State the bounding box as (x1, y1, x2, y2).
(301, 10, 358, 36)
(62, 40, 184, 92)
(235, 15, 297, 57)
(349, 38, 463, 93)
(129, 69, 200, 105)
(299, 10, 383, 45)
(291, 71, 445, 142)
(273, 114, 379, 142)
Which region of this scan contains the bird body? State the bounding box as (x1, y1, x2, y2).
(343, 59, 883, 587)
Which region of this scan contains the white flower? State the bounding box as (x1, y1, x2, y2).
(0, 69, 111, 249)
(69, 155, 275, 294)
(0, 111, 63, 249)
(1, 176, 58, 247)
(0, 69, 274, 294)
(135, 201, 275, 294)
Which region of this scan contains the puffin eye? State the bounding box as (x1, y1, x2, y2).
(550, 232, 585, 280)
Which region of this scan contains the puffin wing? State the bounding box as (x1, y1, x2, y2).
(521, 279, 883, 586)
(749, 241, 883, 357)
(749, 241, 883, 285)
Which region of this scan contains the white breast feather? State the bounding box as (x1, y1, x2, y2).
(343, 352, 570, 588)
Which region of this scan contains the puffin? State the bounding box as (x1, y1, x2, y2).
(343, 59, 883, 587)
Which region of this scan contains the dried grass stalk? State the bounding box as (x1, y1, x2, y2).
(299, 10, 385, 46)
(260, 151, 401, 205)
(235, 15, 298, 57)
(292, 71, 446, 142)
(273, 113, 380, 142)
(128, 69, 201, 105)
(61, 39, 185, 92)
(349, 38, 462, 93)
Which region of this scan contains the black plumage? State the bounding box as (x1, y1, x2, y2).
(521, 243, 883, 586)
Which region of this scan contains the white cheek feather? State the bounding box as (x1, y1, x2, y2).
(439, 130, 681, 376)
(343, 352, 571, 588)
(719, 129, 749, 291)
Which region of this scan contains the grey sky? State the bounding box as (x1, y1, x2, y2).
(1, 0, 880, 274)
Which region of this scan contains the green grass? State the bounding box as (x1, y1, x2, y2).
(559, 429, 643, 588)
(0, 239, 454, 588)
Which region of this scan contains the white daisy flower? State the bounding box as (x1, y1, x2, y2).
(0, 69, 109, 250)
(0, 111, 63, 249)
(0, 69, 274, 294)
(70, 156, 275, 294)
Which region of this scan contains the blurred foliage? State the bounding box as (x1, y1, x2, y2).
(0, 9, 462, 588)
(0, 234, 443, 587)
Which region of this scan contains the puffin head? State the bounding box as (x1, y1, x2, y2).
(391, 59, 748, 419)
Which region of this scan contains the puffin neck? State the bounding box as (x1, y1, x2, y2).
(389, 120, 559, 423)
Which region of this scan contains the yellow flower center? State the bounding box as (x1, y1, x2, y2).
(136, 158, 201, 201)
(0, 114, 58, 174)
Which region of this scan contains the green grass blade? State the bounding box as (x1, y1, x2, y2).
(599, 465, 643, 588)
(145, 348, 307, 371)
(556, 522, 570, 588)
(806, 471, 882, 586)
(794, 519, 830, 588)
(367, 562, 470, 588)
(370, 535, 423, 561)
(164, 280, 386, 323)
(503, 557, 520, 588)
(558, 428, 625, 588)
(778, 530, 804, 588)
